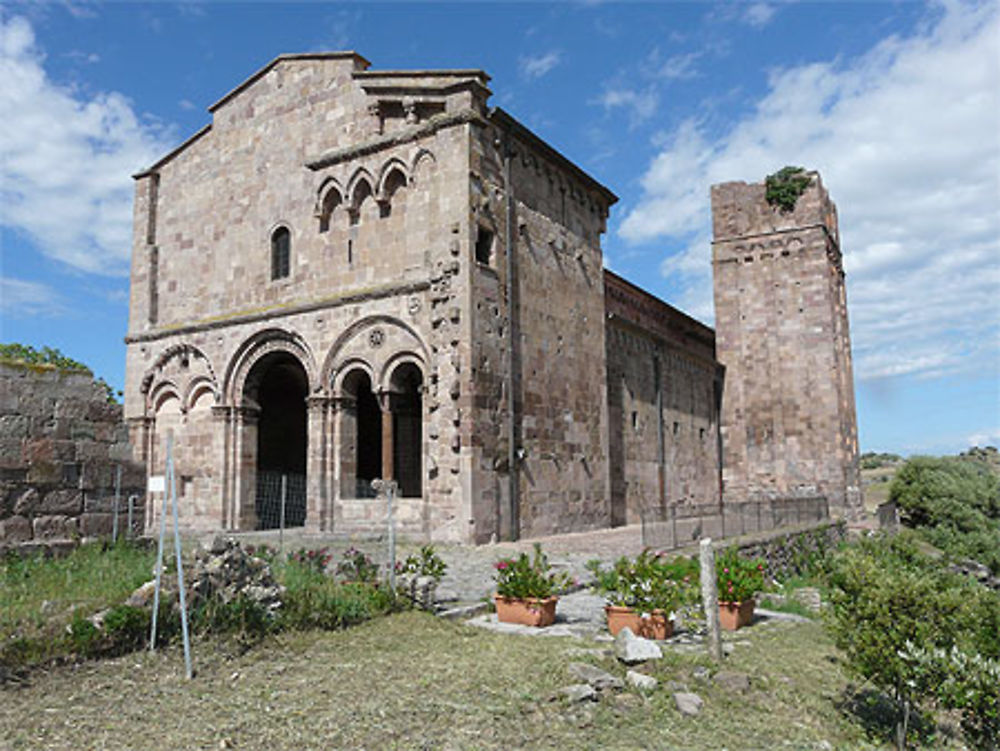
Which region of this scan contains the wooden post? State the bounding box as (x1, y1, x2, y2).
(700, 538, 723, 663)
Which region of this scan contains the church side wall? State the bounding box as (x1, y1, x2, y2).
(466, 122, 612, 541)
(604, 275, 720, 526)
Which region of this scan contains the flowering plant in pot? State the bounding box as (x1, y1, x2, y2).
(493, 544, 570, 627)
(588, 549, 698, 639)
(715, 547, 766, 630)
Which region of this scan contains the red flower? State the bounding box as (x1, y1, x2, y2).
(495, 561, 509, 570)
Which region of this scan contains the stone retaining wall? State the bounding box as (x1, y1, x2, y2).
(0, 362, 146, 555)
(734, 520, 847, 582)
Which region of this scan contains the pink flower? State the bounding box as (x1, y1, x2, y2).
(723, 567, 729, 574)
(495, 561, 509, 570)
(728, 584, 734, 593)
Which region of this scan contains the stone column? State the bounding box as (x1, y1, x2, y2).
(305, 395, 331, 533)
(232, 405, 260, 530)
(334, 396, 357, 501)
(379, 391, 395, 482)
(211, 405, 233, 529)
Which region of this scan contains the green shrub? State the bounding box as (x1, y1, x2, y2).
(826, 532, 1000, 749)
(278, 561, 397, 631)
(103, 605, 150, 654)
(899, 642, 1000, 750)
(764, 166, 812, 212)
(889, 456, 1000, 574)
(68, 615, 101, 656)
(192, 596, 272, 642)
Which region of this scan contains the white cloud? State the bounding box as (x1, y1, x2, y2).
(593, 86, 659, 127)
(520, 51, 561, 80)
(743, 3, 777, 28)
(178, 98, 196, 111)
(966, 429, 1000, 448)
(0, 277, 66, 317)
(0, 15, 173, 276)
(619, 1, 1000, 383)
(654, 51, 702, 80)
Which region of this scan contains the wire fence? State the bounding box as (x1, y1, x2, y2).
(255, 471, 307, 533)
(640, 495, 830, 551)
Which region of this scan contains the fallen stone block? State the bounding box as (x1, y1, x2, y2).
(614, 626, 663, 664)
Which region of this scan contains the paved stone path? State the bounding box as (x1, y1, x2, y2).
(223, 523, 652, 606)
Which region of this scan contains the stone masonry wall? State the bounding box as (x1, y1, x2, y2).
(605, 271, 721, 526)
(466, 115, 614, 541)
(711, 173, 861, 517)
(125, 55, 484, 541)
(0, 362, 145, 553)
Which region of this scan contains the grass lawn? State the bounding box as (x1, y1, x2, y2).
(1, 543, 157, 666)
(1, 610, 964, 750)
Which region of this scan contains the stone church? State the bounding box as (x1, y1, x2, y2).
(124, 52, 860, 544)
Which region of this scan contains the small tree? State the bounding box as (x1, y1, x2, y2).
(826, 534, 965, 749)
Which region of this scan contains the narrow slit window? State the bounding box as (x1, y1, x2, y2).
(475, 226, 494, 265)
(271, 226, 290, 280)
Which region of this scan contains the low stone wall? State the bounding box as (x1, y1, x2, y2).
(733, 521, 847, 582)
(0, 362, 145, 555)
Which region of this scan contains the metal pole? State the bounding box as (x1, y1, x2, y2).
(168, 439, 193, 680)
(699, 538, 723, 663)
(127, 495, 135, 539)
(112, 464, 121, 544)
(279, 474, 287, 554)
(387, 481, 396, 590)
(150, 461, 170, 650)
(499, 121, 519, 542)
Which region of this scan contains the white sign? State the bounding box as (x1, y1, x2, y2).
(147, 475, 166, 493)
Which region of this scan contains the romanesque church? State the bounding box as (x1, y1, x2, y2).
(125, 52, 860, 543)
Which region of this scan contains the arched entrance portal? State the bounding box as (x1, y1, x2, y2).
(389, 362, 423, 498)
(245, 353, 308, 528)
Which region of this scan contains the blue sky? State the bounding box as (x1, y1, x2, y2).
(1, 1, 997, 457)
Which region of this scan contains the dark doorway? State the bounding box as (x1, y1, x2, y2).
(391, 363, 423, 498)
(248, 352, 308, 528)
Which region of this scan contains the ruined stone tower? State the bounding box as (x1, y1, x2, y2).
(711, 171, 861, 518)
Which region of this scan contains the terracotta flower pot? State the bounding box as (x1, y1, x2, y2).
(494, 595, 558, 627)
(605, 605, 673, 640)
(718, 599, 755, 631)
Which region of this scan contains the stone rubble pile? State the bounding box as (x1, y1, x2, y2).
(187, 537, 285, 616)
(127, 537, 284, 617)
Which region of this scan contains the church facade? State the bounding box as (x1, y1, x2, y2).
(123, 52, 859, 543)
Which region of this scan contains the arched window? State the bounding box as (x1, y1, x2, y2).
(271, 226, 290, 280)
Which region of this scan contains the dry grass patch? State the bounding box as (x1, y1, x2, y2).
(2, 610, 971, 750)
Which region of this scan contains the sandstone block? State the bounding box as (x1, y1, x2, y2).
(79, 512, 114, 537)
(0, 515, 32, 542)
(27, 460, 61, 485)
(0, 438, 24, 468)
(0, 414, 29, 438)
(13, 486, 40, 516)
(41, 489, 84, 515)
(33, 515, 78, 539)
